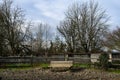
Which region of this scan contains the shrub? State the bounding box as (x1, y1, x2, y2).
(98, 53, 109, 70)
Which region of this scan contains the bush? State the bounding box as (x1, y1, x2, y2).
(98, 53, 109, 70)
(94, 62, 100, 68)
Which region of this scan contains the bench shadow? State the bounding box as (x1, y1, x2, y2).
(70, 67, 85, 72)
(51, 67, 70, 72)
(50, 67, 85, 72)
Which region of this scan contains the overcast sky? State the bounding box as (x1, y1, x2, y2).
(13, 0, 120, 31)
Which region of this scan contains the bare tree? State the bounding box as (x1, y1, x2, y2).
(104, 27, 120, 51)
(58, 1, 109, 54)
(0, 0, 31, 56)
(0, 21, 8, 56)
(42, 23, 52, 58)
(53, 36, 62, 53)
(35, 23, 45, 52)
(34, 23, 52, 56)
(57, 19, 78, 53)
(49, 35, 66, 54)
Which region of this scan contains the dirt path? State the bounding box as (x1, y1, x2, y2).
(0, 68, 120, 80)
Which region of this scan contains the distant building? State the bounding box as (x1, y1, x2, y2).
(90, 50, 120, 63)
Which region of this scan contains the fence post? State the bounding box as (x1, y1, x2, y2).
(65, 54, 68, 61)
(31, 55, 33, 66)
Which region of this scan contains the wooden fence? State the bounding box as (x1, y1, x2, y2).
(0, 56, 88, 64)
(0, 56, 120, 65)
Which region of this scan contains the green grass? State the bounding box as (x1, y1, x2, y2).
(39, 63, 49, 67)
(108, 69, 120, 73)
(0, 63, 33, 71)
(73, 63, 90, 68)
(34, 63, 50, 69)
(0, 63, 32, 68)
(5, 63, 32, 67)
(0, 63, 50, 70)
(0, 66, 33, 72)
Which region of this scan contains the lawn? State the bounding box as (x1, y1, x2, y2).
(73, 63, 90, 68)
(1, 63, 120, 74)
(108, 69, 120, 73)
(0, 63, 50, 70)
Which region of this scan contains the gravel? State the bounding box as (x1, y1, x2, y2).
(0, 68, 120, 80)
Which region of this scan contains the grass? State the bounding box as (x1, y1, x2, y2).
(32, 63, 50, 69)
(5, 63, 31, 67)
(73, 63, 90, 68)
(0, 63, 33, 71)
(0, 63, 32, 68)
(1, 63, 120, 74)
(0, 63, 50, 70)
(1, 63, 89, 72)
(39, 63, 49, 67)
(0, 63, 49, 72)
(108, 69, 120, 73)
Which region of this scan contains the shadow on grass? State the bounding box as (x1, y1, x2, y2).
(51, 67, 86, 72)
(69, 63, 89, 72)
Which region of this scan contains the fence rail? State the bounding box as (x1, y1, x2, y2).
(0, 56, 120, 64)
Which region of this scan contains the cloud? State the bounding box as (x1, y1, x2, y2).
(13, 0, 85, 26)
(97, 0, 120, 29)
(13, 0, 120, 31)
(33, 0, 66, 21)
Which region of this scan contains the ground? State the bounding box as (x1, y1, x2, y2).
(0, 68, 120, 80)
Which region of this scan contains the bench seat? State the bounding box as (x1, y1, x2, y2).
(50, 61, 73, 68)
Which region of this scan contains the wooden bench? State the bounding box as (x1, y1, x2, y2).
(50, 61, 73, 68)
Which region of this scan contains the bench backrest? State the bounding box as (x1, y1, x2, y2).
(50, 61, 73, 67)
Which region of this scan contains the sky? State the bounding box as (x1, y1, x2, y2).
(13, 0, 120, 32)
